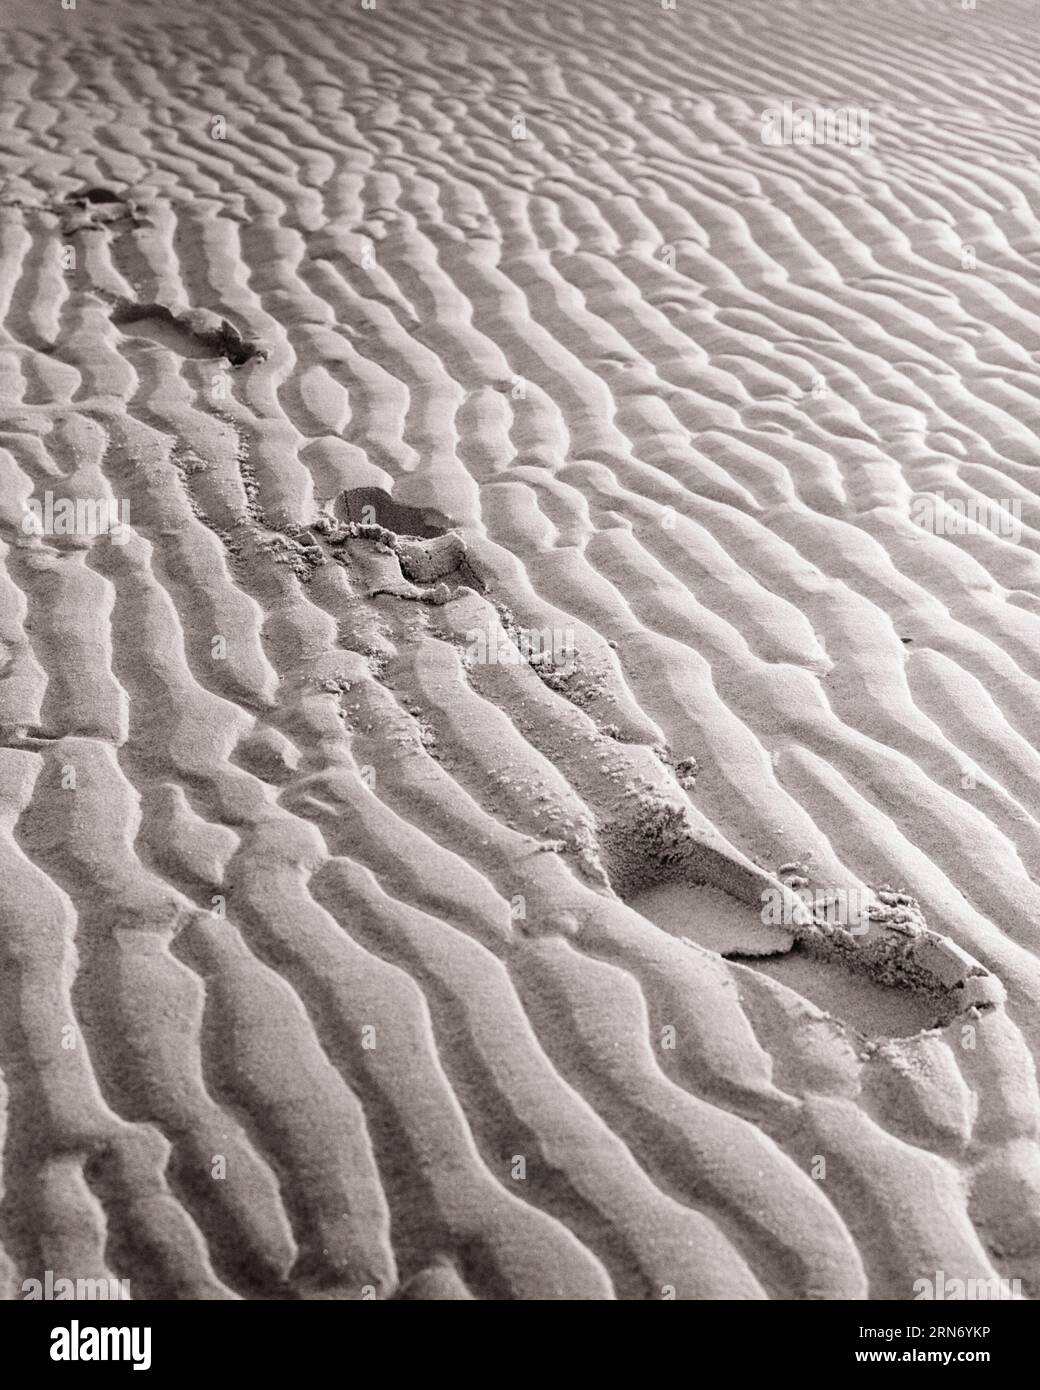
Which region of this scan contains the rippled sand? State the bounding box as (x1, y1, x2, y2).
(1, 0, 1038, 1299)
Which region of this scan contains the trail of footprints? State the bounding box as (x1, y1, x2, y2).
(0, 0, 1038, 1298)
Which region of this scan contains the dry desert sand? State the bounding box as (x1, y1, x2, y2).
(1, 0, 1040, 1301)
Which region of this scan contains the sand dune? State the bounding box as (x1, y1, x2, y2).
(0, 0, 1039, 1299)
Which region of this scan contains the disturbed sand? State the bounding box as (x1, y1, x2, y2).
(1, 0, 1039, 1300)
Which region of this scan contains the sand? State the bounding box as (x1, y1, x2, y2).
(0, 0, 1038, 1301)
